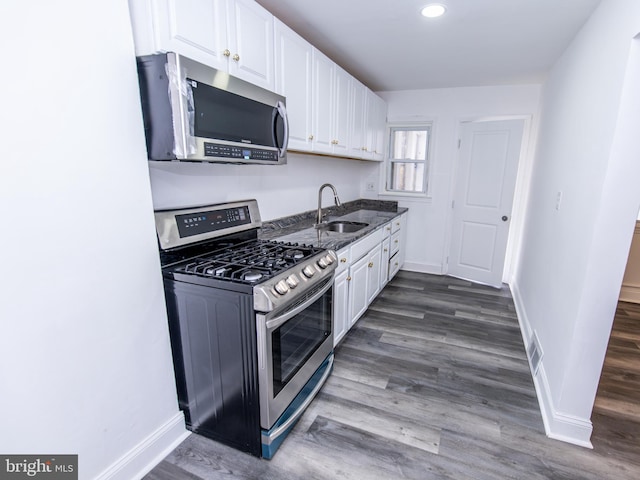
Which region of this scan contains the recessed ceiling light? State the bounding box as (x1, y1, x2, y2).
(421, 4, 446, 18)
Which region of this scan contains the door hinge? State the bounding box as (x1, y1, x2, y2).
(451, 200, 455, 209)
(458, 139, 461, 149)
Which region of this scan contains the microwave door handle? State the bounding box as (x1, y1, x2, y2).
(274, 101, 289, 158)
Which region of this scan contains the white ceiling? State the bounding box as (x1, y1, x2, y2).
(255, 0, 601, 92)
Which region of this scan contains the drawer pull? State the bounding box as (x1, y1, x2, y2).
(368, 262, 374, 268)
(340, 258, 347, 263)
(347, 276, 352, 281)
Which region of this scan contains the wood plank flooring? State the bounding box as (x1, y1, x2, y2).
(145, 272, 640, 480)
(592, 301, 640, 467)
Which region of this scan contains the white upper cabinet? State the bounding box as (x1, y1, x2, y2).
(366, 90, 387, 161)
(310, 49, 351, 156)
(274, 20, 313, 151)
(129, 0, 275, 91)
(128, 0, 386, 159)
(332, 66, 351, 157)
(349, 85, 387, 161)
(348, 79, 367, 159)
(311, 49, 335, 154)
(226, 0, 274, 90)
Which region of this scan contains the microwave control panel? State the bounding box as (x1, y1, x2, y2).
(204, 143, 278, 162)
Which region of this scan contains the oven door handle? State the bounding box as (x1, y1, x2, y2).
(265, 276, 333, 331)
(267, 353, 333, 441)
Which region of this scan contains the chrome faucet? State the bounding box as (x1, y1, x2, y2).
(316, 183, 341, 226)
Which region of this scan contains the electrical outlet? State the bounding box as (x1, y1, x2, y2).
(366, 182, 375, 191)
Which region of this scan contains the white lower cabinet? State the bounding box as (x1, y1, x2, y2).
(333, 268, 350, 346)
(332, 216, 405, 347)
(365, 246, 382, 305)
(380, 236, 391, 289)
(387, 213, 407, 282)
(348, 253, 371, 327)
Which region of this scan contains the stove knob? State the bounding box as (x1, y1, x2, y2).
(274, 280, 289, 295)
(302, 265, 316, 278)
(317, 257, 328, 269)
(286, 274, 299, 289)
(324, 254, 335, 265)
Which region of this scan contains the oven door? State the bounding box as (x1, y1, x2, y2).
(256, 275, 334, 431)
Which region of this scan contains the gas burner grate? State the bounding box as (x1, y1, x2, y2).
(174, 239, 322, 284)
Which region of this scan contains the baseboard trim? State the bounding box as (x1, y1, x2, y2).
(402, 262, 443, 275)
(95, 411, 189, 480)
(532, 364, 594, 448)
(510, 282, 593, 448)
(619, 284, 640, 303)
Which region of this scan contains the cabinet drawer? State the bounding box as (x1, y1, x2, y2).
(382, 221, 392, 238)
(335, 247, 351, 274)
(350, 228, 384, 261)
(391, 217, 402, 234)
(388, 251, 401, 280)
(390, 230, 401, 255)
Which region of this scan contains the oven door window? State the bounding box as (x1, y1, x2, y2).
(271, 290, 332, 396)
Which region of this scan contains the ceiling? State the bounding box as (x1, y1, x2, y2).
(255, 0, 602, 92)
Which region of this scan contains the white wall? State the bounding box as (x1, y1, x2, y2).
(512, 0, 640, 446)
(374, 85, 541, 276)
(0, 2, 187, 479)
(149, 152, 379, 219)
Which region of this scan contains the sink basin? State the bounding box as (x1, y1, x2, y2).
(316, 221, 369, 233)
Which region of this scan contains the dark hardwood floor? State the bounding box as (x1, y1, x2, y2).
(592, 301, 640, 468)
(145, 272, 640, 480)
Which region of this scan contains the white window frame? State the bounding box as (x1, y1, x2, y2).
(383, 123, 432, 197)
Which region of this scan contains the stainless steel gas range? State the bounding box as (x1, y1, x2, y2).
(155, 199, 336, 458)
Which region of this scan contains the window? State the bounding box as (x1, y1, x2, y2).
(385, 125, 431, 194)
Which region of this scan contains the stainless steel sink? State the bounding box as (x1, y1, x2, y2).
(316, 221, 369, 233)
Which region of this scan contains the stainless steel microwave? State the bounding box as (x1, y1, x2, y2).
(136, 52, 288, 165)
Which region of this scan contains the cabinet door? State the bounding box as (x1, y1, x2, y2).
(331, 66, 351, 156)
(348, 254, 369, 326)
(366, 246, 382, 304)
(366, 91, 386, 161)
(311, 49, 335, 154)
(226, 0, 275, 90)
(349, 79, 366, 158)
(380, 238, 390, 289)
(373, 94, 387, 161)
(398, 212, 408, 267)
(333, 269, 350, 346)
(274, 20, 312, 151)
(152, 0, 228, 70)
(389, 252, 401, 281)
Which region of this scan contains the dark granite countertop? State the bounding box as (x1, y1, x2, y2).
(260, 199, 408, 251)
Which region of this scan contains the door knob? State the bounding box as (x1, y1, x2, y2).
(502, 215, 509, 222)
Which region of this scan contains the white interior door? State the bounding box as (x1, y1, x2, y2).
(448, 119, 524, 287)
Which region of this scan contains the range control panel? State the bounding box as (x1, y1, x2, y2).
(155, 200, 262, 250)
(204, 143, 278, 162)
(176, 205, 251, 238)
